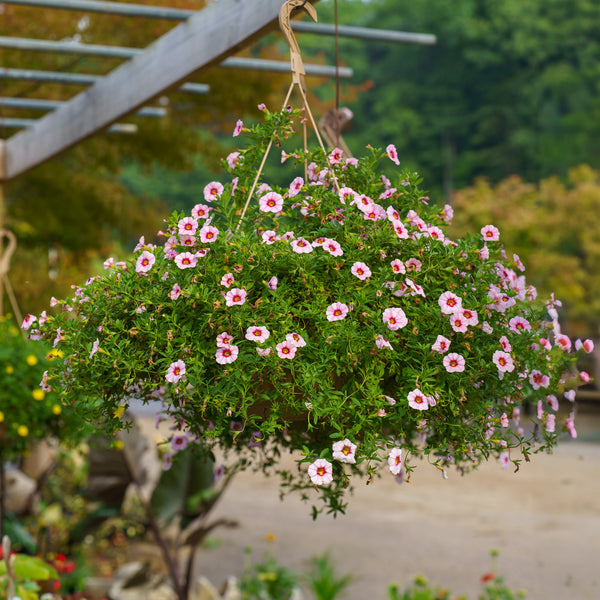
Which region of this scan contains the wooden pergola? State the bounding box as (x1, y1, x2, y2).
(0, 0, 436, 181)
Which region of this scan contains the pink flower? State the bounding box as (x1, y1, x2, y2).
(203, 181, 224, 202)
(171, 435, 189, 451)
(492, 350, 515, 373)
(178, 216, 198, 236)
(481, 224, 500, 241)
(166, 360, 186, 384)
(450, 314, 468, 333)
(245, 326, 271, 344)
(328, 147, 344, 164)
(216, 345, 239, 365)
(405, 258, 422, 272)
(564, 390, 576, 402)
(276, 340, 297, 359)
(289, 176, 304, 198)
(375, 335, 393, 350)
(566, 413, 577, 438)
(261, 230, 277, 244)
(388, 447, 403, 475)
(500, 412, 509, 428)
(322, 239, 343, 257)
(226, 151, 240, 169)
(431, 335, 451, 354)
(390, 259, 405, 274)
(440, 204, 454, 222)
(438, 291, 462, 314)
(199, 224, 219, 243)
(174, 252, 198, 269)
(351, 261, 372, 280)
(268, 276, 278, 290)
(393, 222, 410, 239)
(479, 245, 490, 260)
(256, 347, 272, 357)
(221, 273, 235, 288)
(580, 371, 590, 383)
(332, 439, 357, 464)
(382, 307, 408, 331)
(508, 316, 531, 334)
(308, 458, 333, 486)
(499, 335, 512, 352)
(286, 332, 306, 347)
(22, 314, 37, 330)
(291, 238, 313, 253)
(461, 308, 478, 326)
(499, 451, 510, 469)
(443, 353, 465, 373)
(225, 288, 246, 307)
(339, 187, 357, 204)
(326, 302, 349, 322)
(407, 389, 429, 411)
(555, 334, 571, 351)
(547, 395, 559, 411)
(136, 250, 155, 273)
(529, 370, 549, 390)
(259, 191, 284, 213)
(216, 332, 233, 347)
(582, 339, 594, 353)
(179, 235, 196, 247)
(169, 283, 182, 300)
(163, 453, 173, 471)
(386, 143, 400, 166)
(233, 119, 243, 137)
(89, 338, 100, 359)
(192, 203, 212, 219)
(545, 414, 556, 433)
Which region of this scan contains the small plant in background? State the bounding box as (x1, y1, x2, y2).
(302, 553, 353, 600)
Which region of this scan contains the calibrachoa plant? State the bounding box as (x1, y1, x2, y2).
(0, 316, 86, 459)
(28, 107, 591, 514)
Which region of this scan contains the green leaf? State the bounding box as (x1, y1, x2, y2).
(13, 554, 58, 581)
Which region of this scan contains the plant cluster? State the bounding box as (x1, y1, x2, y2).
(0, 316, 87, 460)
(27, 107, 591, 514)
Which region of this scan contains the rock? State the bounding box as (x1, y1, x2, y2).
(108, 561, 177, 600)
(190, 576, 220, 600)
(1, 467, 37, 514)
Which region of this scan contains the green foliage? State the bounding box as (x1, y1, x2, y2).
(31, 107, 585, 515)
(303, 553, 353, 600)
(239, 549, 300, 600)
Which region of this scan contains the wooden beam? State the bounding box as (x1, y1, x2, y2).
(3, 0, 319, 181)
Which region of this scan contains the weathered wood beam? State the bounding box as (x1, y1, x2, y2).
(3, 0, 318, 181)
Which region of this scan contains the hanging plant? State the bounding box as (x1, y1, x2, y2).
(24, 105, 591, 515)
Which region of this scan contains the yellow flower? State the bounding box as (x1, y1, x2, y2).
(52, 404, 62, 415)
(46, 348, 64, 361)
(0, 411, 4, 423)
(32, 389, 45, 401)
(113, 439, 124, 450)
(26, 354, 38, 366)
(113, 405, 126, 419)
(17, 425, 29, 437)
(5, 365, 14, 374)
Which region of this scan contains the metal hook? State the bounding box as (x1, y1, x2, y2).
(279, 0, 318, 92)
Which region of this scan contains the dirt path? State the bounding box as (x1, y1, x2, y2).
(191, 430, 600, 600)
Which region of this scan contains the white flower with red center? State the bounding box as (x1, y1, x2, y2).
(387, 205, 401, 222)
(393, 222, 410, 240)
(308, 458, 333, 486)
(427, 225, 445, 242)
(179, 235, 196, 247)
(276, 340, 297, 359)
(450, 314, 469, 333)
(288, 176, 304, 198)
(332, 439, 357, 464)
(499, 451, 510, 469)
(171, 434, 189, 452)
(136, 250, 155, 273)
(233, 119, 243, 137)
(322, 239, 343, 257)
(216, 332, 233, 347)
(382, 307, 408, 331)
(178, 216, 198, 236)
(363, 203, 387, 221)
(328, 147, 344, 165)
(405, 258, 422, 272)
(390, 259, 405, 274)
(388, 447, 403, 475)
(22, 314, 37, 330)
(438, 291, 462, 314)
(226, 151, 240, 169)
(175, 252, 197, 270)
(225, 288, 246, 307)
(203, 181, 224, 202)
(195, 248, 209, 258)
(529, 370, 549, 389)
(431, 335, 451, 354)
(492, 350, 515, 373)
(326, 302, 349, 322)
(286, 332, 306, 347)
(479, 245, 490, 260)
(499, 335, 512, 352)
(443, 353, 465, 373)
(256, 347, 272, 357)
(375, 335, 393, 350)
(461, 308, 478, 326)
(220, 273, 235, 288)
(268, 276, 278, 290)
(291, 238, 313, 253)
(166, 360, 186, 384)
(379, 188, 397, 200)
(351, 261, 372, 280)
(259, 191, 284, 213)
(508, 316, 531, 334)
(261, 230, 277, 245)
(386, 143, 400, 166)
(281, 231, 294, 242)
(481, 224, 500, 241)
(338, 187, 356, 204)
(440, 204, 454, 222)
(216, 345, 239, 365)
(169, 283, 182, 300)
(199, 224, 219, 243)
(191, 203, 212, 219)
(245, 326, 270, 344)
(555, 334, 571, 351)
(384, 395, 397, 405)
